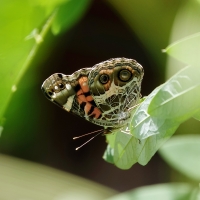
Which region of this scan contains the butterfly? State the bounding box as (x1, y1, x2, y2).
(41, 58, 144, 147)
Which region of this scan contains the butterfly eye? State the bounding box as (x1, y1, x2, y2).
(99, 74, 109, 84)
(48, 91, 53, 96)
(57, 73, 63, 78)
(118, 69, 132, 82)
(58, 83, 64, 89)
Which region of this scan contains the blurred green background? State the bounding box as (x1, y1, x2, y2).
(0, 0, 200, 199)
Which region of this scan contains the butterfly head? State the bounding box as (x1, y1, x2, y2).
(41, 73, 74, 109)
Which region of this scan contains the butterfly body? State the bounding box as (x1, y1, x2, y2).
(42, 58, 144, 134)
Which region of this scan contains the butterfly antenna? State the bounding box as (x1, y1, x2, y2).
(75, 130, 104, 150)
(73, 129, 103, 139)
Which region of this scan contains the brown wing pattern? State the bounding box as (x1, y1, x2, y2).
(41, 58, 144, 129)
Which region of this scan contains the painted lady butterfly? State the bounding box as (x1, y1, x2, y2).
(41, 58, 144, 138)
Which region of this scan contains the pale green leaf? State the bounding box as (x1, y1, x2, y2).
(148, 66, 200, 121)
(131, 85, 164, 139)
(103, 133, 115, 164)
(159, 135, 200, 181)
(104, 124, 178, 169)
(103, 144, 114, 164)
(105, 65, 200, 168)
(103, 86, 179, 169)
(164, 32, 200, 66)
(111, 123, 177, 169)
(0, 154, 116, 199)
(131, 85, 179, 140)
(106, 183, 196, 200)
(193, 110, 200, 121)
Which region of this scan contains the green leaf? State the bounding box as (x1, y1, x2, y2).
(103, 86, 180, 169)
(103, 144, 114, 164)
(131, 85, 179, 140)
(111, 122, 178, 169)
(0, 0, 90, 128)
(103, 133, 116, 164)
(106, 62, 200, 169)
(31, 0, 69, 8)
(148, 66, 200, 121)
(112, 130, 138, 169)
(163, 32, 200, 66)
(193, 110, 200, 121)
(159, 135, 200, 181)
(0, 126, 3, 137)
(106, 183, 196, 200)
(0, 0, 55, 126)
(131, 85, 163, 139)
(52, 0, 91, 35)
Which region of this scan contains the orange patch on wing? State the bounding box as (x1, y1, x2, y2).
(84, 103, 102, 119)
(104, 81, 111, 91)
(77, 76, 102, 119)
(84, 103, 92, 114)
(93, 107, 102, 119)
(79, 76, 90, 93)
(86, 95, 93, 102)
(77, 89, 83, 96)
(77, 94, 87, 104)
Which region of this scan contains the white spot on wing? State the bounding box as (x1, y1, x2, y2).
(63, 95, 75, 111)
(66, 84, 71, 90)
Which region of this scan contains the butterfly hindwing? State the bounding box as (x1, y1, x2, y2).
(41, 58, 144, 132)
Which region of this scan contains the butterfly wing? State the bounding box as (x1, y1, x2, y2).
(41, 58, 144, 130)
(87, 58, 144, 129)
